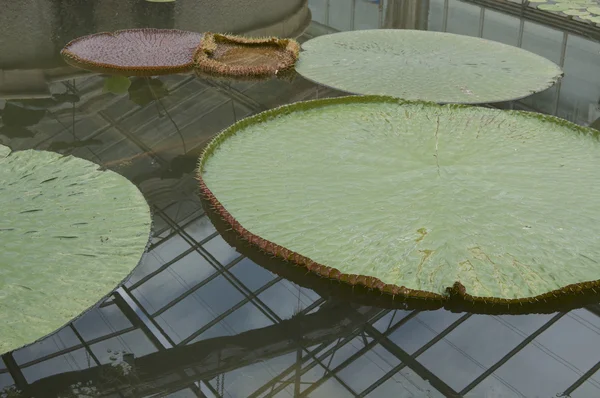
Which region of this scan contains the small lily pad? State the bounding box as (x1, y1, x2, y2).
(562, 9, 590, 15)
(538, 3, 572, 11)
(588, 6, 600, 14)
(580, 14, 600, 22)
(103, 75, 132, 95)
(61, 28, 203, 76)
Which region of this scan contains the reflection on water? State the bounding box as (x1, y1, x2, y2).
(1, 0, 600, 397)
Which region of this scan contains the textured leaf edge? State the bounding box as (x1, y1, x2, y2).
(195, 95, 600, 314)
(193, 32, 300, 78)
(60, 28, 201, 77)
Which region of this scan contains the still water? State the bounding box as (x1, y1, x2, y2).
(1, 0, 600, 397)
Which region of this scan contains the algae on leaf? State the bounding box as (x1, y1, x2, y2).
(198, 95, 600, 312)
(0, 145, 151, 354)
(294, 30, 563, 104)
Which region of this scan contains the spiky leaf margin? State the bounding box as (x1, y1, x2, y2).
(196, 95, 600, 314)
(193, 33, 300, 79)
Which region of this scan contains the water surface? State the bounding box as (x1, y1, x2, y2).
(1, 0, 600, 397)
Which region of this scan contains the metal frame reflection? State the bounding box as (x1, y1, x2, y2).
(2, 11, 600, 397)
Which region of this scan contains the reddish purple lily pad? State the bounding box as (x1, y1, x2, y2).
(61, 28, 203, 76)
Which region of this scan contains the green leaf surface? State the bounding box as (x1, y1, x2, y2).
(555, 0, 594, 3)
(294, 30, 563, 104)
(199, 96, 600, 302)
(103, 75, 132, 95)
(562, 9, 590, 15)
(588, 6, 600, 14)
(0, 145, 151, 354)
(538, 3, 574, 10)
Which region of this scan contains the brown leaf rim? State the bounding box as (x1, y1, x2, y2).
(60, 28, 202, 76)
(193, 32, 300, 78)
(196, 94, 600, 313)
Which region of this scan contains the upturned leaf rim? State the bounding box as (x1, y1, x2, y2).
(196, 95, 600, 313)
(193, 32, 300, 78)
(61, 28, 203, 77)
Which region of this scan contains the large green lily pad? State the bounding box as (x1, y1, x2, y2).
(294, 30, 563, 104)
(198, 96, 600, 311)
(0, 145, 151, 354)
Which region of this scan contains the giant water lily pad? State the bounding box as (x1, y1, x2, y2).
(61, 28, 203, 76)
(0, 145, 151, 354)
(294, 30, 563, 104)
(198, 95, 600, 313)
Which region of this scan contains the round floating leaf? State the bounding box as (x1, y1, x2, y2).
(578, 12, 595, 18)
(0, 145, 151, 354)
(103, 75, 132, 95)
(555, 0, 593, 3)
(538, 3, 575, 10)
(563, 9, 590, 15)
(193, 33, 300, 79)
(61, 28, 203, 76)
(578, 13, 600, 22)
(294, 30, 563, 104)
(198, 95, 600, 311)
(588, 6, 600, 14)
(561, 3, 590, 8)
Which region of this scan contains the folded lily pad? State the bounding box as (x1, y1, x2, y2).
(61, 28, 203, 76)
(294, 29, 563, 104)
(193, 33, 300, 79)
(0, 145, 151, 354)
(198, 95, 600, 312)
(588, 6, 600, 14)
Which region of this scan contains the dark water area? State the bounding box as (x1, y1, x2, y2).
(1, 0, 600, 397)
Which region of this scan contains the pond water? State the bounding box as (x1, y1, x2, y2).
(1, 0, 600, 397)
